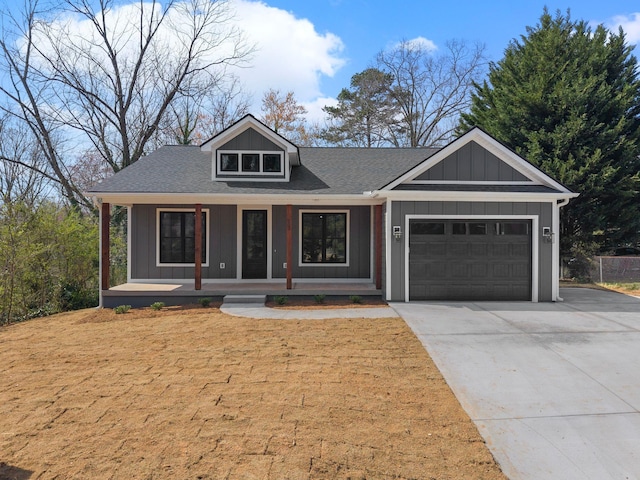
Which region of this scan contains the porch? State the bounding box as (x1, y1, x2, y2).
(103, 280, 382, 308)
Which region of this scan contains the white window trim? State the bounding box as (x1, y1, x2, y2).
(299, 209, 350, 267)
(156, 208, 210, 267)
(403, 214, 539, 303)
(216, 150, 284, 176)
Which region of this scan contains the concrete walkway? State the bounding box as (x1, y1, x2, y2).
(220, 304, 398, 319)
(391, 288, 640, 480)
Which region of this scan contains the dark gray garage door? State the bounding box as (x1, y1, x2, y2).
(409, 219, 531, 301)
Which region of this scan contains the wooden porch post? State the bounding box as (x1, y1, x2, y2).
(101, 202, 110, 291)
(375, 204, 383, 290)
(194, 203, 202, 291)
(286, 204, 292, 289)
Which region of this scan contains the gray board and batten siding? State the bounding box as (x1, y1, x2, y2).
(271, 205, 371, 280)
(130, 204, 372, 282)
(131, 204, 238, 281)
(415, 140, 531, 182)
(387, 201, 554, 302)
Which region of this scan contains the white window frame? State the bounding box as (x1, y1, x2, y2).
(216, 150, 284, 176)
(299, 209, 350, 267)
(156, 208, 210, 267)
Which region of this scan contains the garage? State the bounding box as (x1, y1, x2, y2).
(408, 219, 532, 301)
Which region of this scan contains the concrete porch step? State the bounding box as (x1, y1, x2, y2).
(222, 294, 266, 307)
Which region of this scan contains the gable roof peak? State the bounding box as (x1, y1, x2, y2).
(200, 114, 299, 155)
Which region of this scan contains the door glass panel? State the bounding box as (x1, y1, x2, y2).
(410, 222, 445, 235)
(469, 223, 487, 235)
(452, 222, 467, 235)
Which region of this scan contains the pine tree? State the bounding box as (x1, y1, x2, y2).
(460, 9, 640, 255)
(321, 68, 398, 147)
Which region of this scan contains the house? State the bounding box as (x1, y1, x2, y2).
(87, 114, 578, 307)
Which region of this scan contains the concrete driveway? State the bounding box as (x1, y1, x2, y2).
(391, 288, 640, 480)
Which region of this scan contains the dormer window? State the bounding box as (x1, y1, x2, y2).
(220, 153, 238, 171)
(216, 150, 284, 176)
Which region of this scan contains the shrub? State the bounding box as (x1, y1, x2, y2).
(349, 295, 362, 304)
(198, 297, 212, 307)
(58, 281, 99, 310)
(150, 302, 165, 311)
(275, 296, 288, 305)
(314, 294, 326, 304)
(114, 305, 131, 314)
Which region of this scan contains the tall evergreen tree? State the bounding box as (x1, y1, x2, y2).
(321, 68, 398, 147)
(460, 9, 640, 255)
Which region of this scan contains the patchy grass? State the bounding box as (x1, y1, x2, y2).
(597, 282, 640, 296)
(0, 307, 506, 479)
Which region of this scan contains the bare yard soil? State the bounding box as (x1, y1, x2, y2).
(1, 307, 506, 479)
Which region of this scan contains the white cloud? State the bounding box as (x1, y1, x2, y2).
(30, 0, 346, 120)
(303, 96, 338, 124)
(604, 12, 640, 44)
(390, 36, 438, 53)
(230, 0, 346, 108)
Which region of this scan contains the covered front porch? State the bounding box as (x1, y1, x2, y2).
(103, 280, 381, 308)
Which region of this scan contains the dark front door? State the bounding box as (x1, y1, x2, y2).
(242, 210, 267, 279)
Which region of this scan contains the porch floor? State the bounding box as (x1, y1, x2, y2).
(104, 281, 381, 307)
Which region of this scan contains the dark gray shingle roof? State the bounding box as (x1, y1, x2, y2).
(88, 145, 438, 195)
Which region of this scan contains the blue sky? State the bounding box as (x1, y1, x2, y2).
(239, 0, 640, 118)
(11, 0, 640, 121)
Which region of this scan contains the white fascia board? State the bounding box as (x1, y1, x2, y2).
(91, 192, 384, 206)
(376, 190, 579, 202)
(201, 116, 297, 155)
(382, 128, 573, 194)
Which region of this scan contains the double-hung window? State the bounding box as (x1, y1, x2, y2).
(158, 209, 208, 265)
(300, 211, 348, 265)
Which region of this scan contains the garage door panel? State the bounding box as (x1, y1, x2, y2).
(470, 264, 488, 277)
(409, 219, 531, 301)
(448, 242, 469, 256)
(470, 244, 488, 256)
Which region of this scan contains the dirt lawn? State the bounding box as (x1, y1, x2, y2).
(0, 306, 506, 479)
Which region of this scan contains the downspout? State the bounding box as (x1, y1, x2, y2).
(554, 198, 571, 302)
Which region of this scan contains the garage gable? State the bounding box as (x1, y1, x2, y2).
(383, 127, 571, 193)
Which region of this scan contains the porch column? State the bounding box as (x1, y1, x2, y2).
(101, 202, 110, 291)
(375, 204, 382, 290)
(286, 204, 292, 289)
(194, 203, 202, 291)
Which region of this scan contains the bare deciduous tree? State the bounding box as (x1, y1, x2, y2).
(376, 39, 487, 147)
(0, 0, 252, 206)
(260, 89, 311, 145)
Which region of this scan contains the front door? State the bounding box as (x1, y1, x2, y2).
(242, 210, 267, 279)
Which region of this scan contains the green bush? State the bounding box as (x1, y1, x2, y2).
(59, 281, 99, 310)
(349, 295, 362, 304)
(114, 305, 131, 314)
(314, 294, 326, 304)
(275, 296, 288, 305)
(198, 297, 212, 307)
(150, 302, 165, 311)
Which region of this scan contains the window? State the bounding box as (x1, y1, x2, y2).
(220, 153, 238, 171)
(217, 151, 283, 176)
(410, 222, 445, 235)
(469, 223, 487, 235)
(452, 223, 467, 235)
(263, 154, 281, 172)
(496, 222, 529, 235)
(158, 210, 208, 265)
(242, 153, 260, 172)
(301, 211, 348, 264)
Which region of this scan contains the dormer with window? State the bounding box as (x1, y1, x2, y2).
(201, 115, 300, 182)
